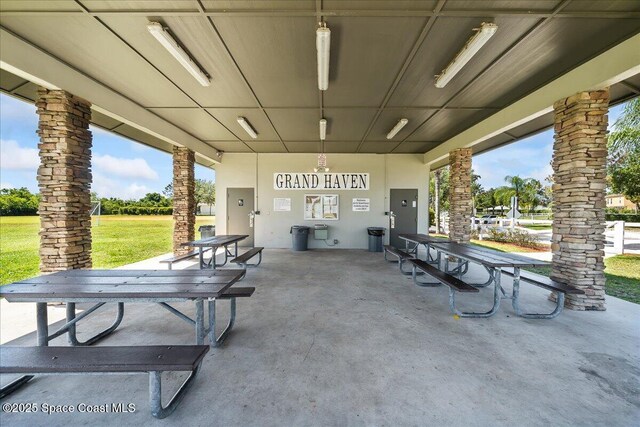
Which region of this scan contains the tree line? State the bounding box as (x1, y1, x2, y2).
(0, 179, 215, 216)
(429, 97, 640, 229)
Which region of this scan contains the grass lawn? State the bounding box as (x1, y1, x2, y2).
(526, 255, 640, 304)
(519, 224, 552, 231)
(473, 240, 640, 305)
(0, 215, 215, 285)
(470, 239, 548, 253)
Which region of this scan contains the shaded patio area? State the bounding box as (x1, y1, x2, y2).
(2, 248, 638, 426)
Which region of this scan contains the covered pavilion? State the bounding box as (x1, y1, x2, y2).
(0, 0, 639, 424)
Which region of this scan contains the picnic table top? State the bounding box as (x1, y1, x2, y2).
(181, 234, 249, 248)
(430, 241, 549, 268)
(0, 269, 244, 302)
(398, 233, 450, 244)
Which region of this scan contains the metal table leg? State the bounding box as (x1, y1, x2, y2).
(448, 268, 502, 318)
(0, 303, 48, 398)
(195, 300, 205, 345)
(65, 302, 124, 346)
(511, 267, 565, 319)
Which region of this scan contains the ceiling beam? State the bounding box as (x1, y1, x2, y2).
(193, 0, 289, 153)
(619, 80, 640, 94)
(355, 0, 447, 152)
(401, 0, 572, 146)
(72, 0, 252, 153)
(0, 27, 223, 164)
(424, 33, 640, 167)
(1, 10, 639, 19)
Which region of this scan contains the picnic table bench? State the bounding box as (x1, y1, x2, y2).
(0, 269, 250, 406)
(160, 248, 212, 270)
(181, 235, 249, 269)
(398, 233, 449, 265)
(501, 267, 584, 318)
(391, 241, 574, 319)
(230, 247, 264, 269)
(383, 245, 416, 275)
(409, 259, 480, 304)
(0, 345, 208, 418)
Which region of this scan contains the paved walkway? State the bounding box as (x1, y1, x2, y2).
(1, 249, 639, 426)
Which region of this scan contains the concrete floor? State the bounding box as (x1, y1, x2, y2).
(1, 249, 639, 426)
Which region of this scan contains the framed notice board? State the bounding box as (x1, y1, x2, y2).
(304, 194, 339, 220)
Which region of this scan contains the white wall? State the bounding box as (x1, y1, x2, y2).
(215, 153, 429, 249)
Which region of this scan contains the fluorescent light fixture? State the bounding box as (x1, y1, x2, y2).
(319, 119, 327, 140)
(147, 22, 211, 87)
(386, 118, 409, 140)
(316, 23, 331, 90)
(237, 116, 258, 139)
(435, 22, 497, 88)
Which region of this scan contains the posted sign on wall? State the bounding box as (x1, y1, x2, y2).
(274, 173, 369, 190)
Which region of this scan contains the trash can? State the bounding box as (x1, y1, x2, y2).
(367, 227, 386, 252)
(290, 225, 310, 251)
(198, 225, 216, 239)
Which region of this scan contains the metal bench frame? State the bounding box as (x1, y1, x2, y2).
(230, 248, 263, 269)
(161, 249, 211, 270)
(0, 346, 206, 419)
(502, 269, 567, 319)
(384, 246, 419, 276)
(0, 302, 125, 399)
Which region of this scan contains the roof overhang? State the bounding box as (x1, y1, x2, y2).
(0, 27, 222, 166)
(425, 33, 640, 169)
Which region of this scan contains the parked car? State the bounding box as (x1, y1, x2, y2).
(474, 215, 497, 225)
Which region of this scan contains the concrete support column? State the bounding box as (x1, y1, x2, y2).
(448, 148, 473, 243)
(173, 146, 195, 255)
(551, 89, 609, 311)
(36, 88, 92, 272)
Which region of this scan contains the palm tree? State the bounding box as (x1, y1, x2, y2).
(495, 175, 537, 213)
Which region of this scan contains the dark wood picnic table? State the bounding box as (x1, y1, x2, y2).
(0, 269, 242, 411)
(428, 241, 549, 317)
(398, 233, 450, 264)
(181, 234, 249, 269)
(0, 269, 244, 348)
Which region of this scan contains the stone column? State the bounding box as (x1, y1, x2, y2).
(434, 169, 441, 234)
(173, 146, 195, 255)
(551, 89, 609, 311)
(448, 148, 473, 243)
(36, 88, 92, 272)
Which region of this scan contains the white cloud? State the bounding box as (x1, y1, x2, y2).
(0, 139, 39, 170)
(92, 172, 150, 199)
(529, 162, 553, 184)
(130, 141, 150, 152)
(93, 154, 159, 180)
(1, 182, 14, 189)
(124, 183, 150, 199)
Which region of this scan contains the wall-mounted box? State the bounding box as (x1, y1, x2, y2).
(314, 224, 328, 240)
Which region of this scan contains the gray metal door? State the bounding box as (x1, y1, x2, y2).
(389, 189, 418, 248)
(227, 188, 254, 247)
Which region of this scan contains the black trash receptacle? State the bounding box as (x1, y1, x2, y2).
(198, 225, 216, 239)
(290, 225, 310, 251)
(367, 227, 386, 252)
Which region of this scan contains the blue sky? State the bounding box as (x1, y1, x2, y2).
(0, 93, 626, 196)
(473, 102, 625, 189)
(0, 94, 214, 199)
